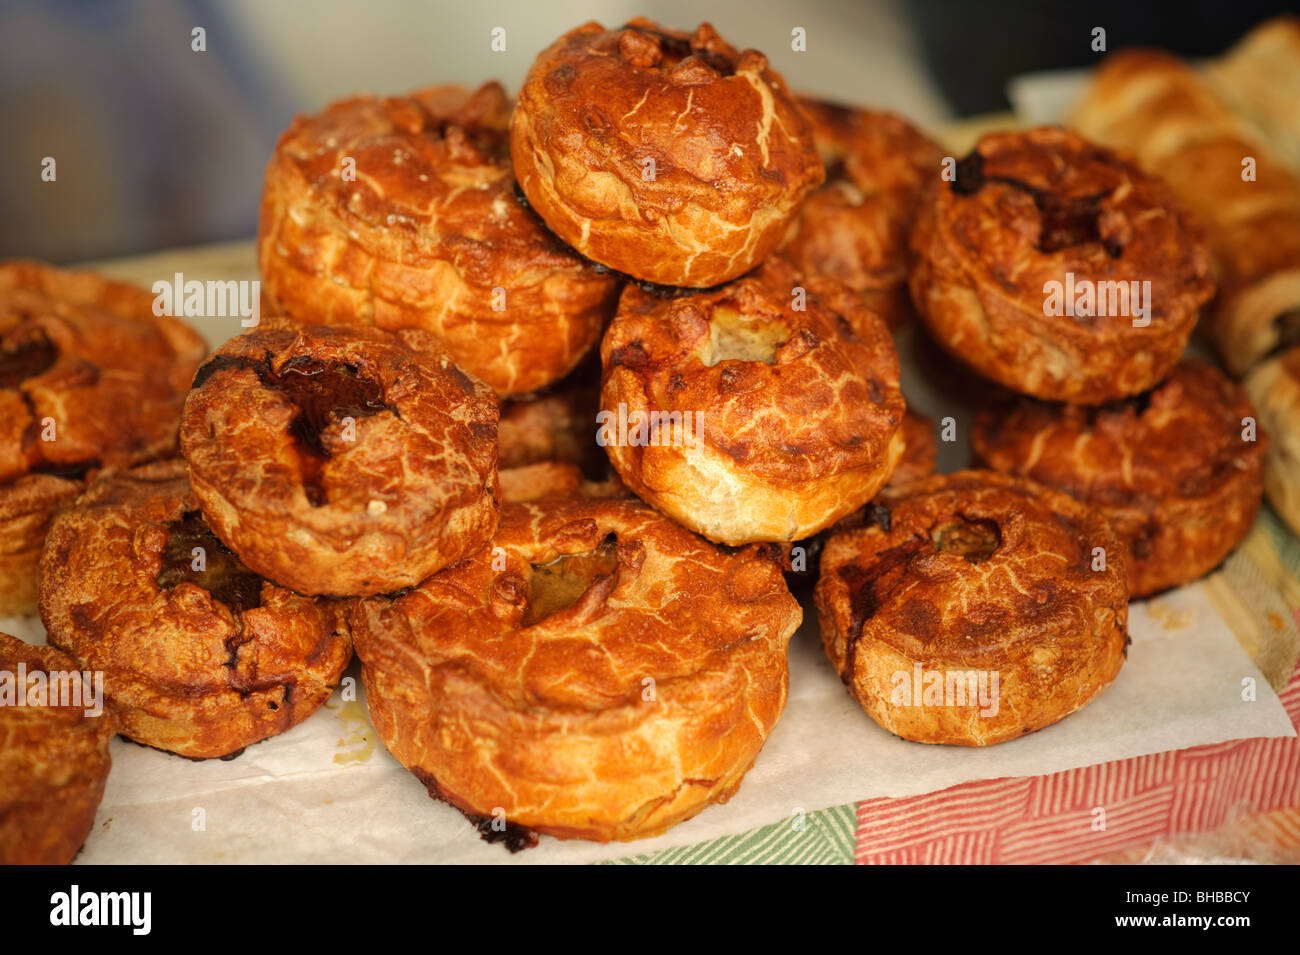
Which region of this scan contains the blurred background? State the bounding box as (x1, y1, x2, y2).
(1, 0, 1292, 263)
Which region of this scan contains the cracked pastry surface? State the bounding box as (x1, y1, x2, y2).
(908, 127, 1213, 402)
(600, 258, 904, 545)
(38, 460, 351, 760)
(972, 359, 1265, 598)
(815, 470, 1128, 746)
(1244, 346, 1300, 537)
(258, 82, 620, 397)
(0, 261, 205, 614)
(510, 18, 824, 288)
(781, 98, 942, 329)
(352, 483, 799, 843)
(180, 320, 499, 597)
(0, 634, 114, 864)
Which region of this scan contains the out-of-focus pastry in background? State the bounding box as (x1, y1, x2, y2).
(1071, 21, 1300, 378)
(1208, 15, 1300, 174)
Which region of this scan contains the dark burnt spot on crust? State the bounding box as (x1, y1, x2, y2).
(544, 62, 578, 96)
(949, 148, 1122, 257)
(157, 510, 263, 614)
(718, 364, 747, 393)
(446, 363, 477, 397)
(897, 596, 941, 643)
(1131, 520, 1158, 560)
(411, 767, 540, 853)
(0, 327, 58, 388)
(608, 340, 652, 370)
(950, 151, 986, 196)
(712, 434, 750, 463)
(866, 378, 884, 404)
(193, 351, 398, 507)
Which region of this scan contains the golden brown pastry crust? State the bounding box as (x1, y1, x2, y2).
(600, 258, 904, 544)
(0, 261, 206, 614)
(258, 82, 620, 396)
(0, 634, 114, 864)
(781, 98, 942, 329)
(1070, 50, 1300, 377)
(352, 489, 799, 842)
(891, 409, 937, 488)
(815, 470, 1128, 746)
(908, 127, 1213, 402)
(510, 19, 824, 288)
(180, 320, 499, 597)
(39, 460, 352, 760)
(1244, 347, 1300, 537)
(972, 360, 1265, 598)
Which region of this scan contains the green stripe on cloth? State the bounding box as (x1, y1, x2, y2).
(600, 802, 858, 865)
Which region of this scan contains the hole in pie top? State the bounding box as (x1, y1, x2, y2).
(193, 353, 397, 507)
(930, 516, 1001, 564)
(702, 306, 787, 367)
(157, 510, 263, 613)
(522, 534, 619, 627)
(950, 150, 1122, 257)
(0, 327, 58, 388)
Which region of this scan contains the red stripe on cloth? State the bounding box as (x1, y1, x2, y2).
(855, 657, 1300, 865)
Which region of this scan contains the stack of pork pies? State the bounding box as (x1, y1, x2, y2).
(1, 16, 1281, 861)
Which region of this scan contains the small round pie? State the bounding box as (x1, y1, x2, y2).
(511, 18, 824, 288)
(908, 127, 1214, 402)
(1244, 346, 1300, 537)
(972, 359, 1266, 597)
(600, 258, 904, 544)
(781, 98, 942, 329)
(259, 82, 620, 396)
(815, 470, 1129, 746)
(352, 483, 800, 843)
(0, 261, 206, 614)
(39, 460, 352, 760)
(180, 320, 499, 597)
(0, 633, 114, 864)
